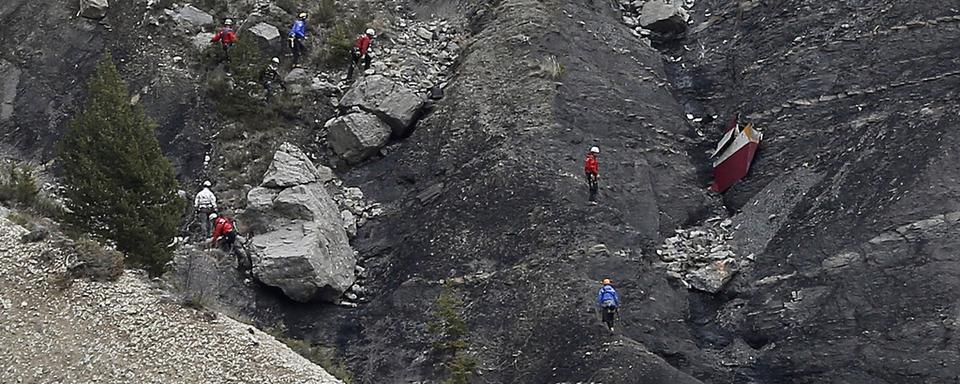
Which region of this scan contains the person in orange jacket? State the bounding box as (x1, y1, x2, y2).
(584, 146, 600, 203)
(209, 213, 237, 251)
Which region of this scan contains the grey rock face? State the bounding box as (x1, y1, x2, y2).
(248, 22, 280, 47)
(325, 112, 391, 164)
(261, 142, 321, 188)
(0, 60, 19, 122)
(283, 68, 310, 95)
(79, 0, 109, 20)
(686, 258, 737, 293)
(283, 68, 310, 84)
(244, 144, 355, 302)
(173, 5, 213, 29)
(191, 32, 215, 50)
(638, 0, 689, 34)
(339, 75, 424, 137)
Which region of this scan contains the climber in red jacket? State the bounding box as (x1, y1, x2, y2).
(346, 28, 376, 80)
(584, 146, 600, 203)
(209, 213, 237, 251)
(210, 19, 238, 62)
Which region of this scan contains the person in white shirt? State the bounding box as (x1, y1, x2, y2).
(194, 181, 218, 237)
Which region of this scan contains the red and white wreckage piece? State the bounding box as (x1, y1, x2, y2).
(710, 116, 762, 193)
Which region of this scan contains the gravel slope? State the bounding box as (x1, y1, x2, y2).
(0, 215, 341, 384)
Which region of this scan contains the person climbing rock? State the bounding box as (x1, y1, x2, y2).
(194, 181, 217, 237)
(259, 57, 286, 99)
(288, 13, 308, 66)
(596, 278, 620, 332)
(346, 28, 376, 80)
(210, 213, 237, 252)
(584, 146, 600, 203)
(210, 19, 238, 62)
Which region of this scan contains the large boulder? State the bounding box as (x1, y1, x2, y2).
(339, 75, 424, 138)
(638, 0, 689, 34)
(173, 5, 214, 29)
(248, 22, 281, 48)
(326, 112, 392, 164)
(243, 144, 356, 302)
(79, 0, 109, 20)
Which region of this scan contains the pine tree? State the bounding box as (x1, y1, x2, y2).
(59, 53, 184, 275)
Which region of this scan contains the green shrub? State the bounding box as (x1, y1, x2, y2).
(0, 165, 38, 207)
(7, 210, 30, 227)
(275, 0, 299, 15)
(429, 282, 477, 382)
(318, 15, 372, 68)
(58, 53, 184, 276)
(266, 324, 356, 383)
(0, 165, 64, 219)
(69, 237, 124, 281)
(444, 351, 478, 384)
(316, 0, 337, 25)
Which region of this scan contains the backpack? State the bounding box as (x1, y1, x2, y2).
(599, 289, 617, 308)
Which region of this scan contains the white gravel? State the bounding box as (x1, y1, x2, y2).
(0, 216, 342, 384)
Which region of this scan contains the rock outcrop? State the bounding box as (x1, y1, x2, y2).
(243, 143, 355, 302)
(339, 75, 424, 138)
(655, 217, 743, 293)
(170, 4, 213, 29)
(638, 0, 689, 34)
(79, 0, 109, 20)
(0, 60, 19, 122)
(325, 112, 392, 164)
(248, 22, 280, 48)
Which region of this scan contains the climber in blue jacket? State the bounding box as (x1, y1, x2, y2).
(288, 12, 308, 66)
(596, 279, 620, 332)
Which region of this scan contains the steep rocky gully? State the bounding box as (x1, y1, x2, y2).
(3, 0, 960, 383)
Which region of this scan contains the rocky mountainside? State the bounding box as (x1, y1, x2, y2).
(664, 1, 960, 382)
(2, 0, 959, 383)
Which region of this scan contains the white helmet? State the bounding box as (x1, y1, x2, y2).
(365, 28, 376, 37)
(224, 18, 234, 25)
(203, 180, 212, 187)
(590, 146, 600, 154)
(271, 57, 280, 64)
(208, 213, 218, 221)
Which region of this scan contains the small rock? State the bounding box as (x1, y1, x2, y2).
(415, 28, 433, 41)
(248, 22, 281, 47)
(588, 244, 608, 255)
(79, 0, 109, 20)
(341, 210, 357, 238)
